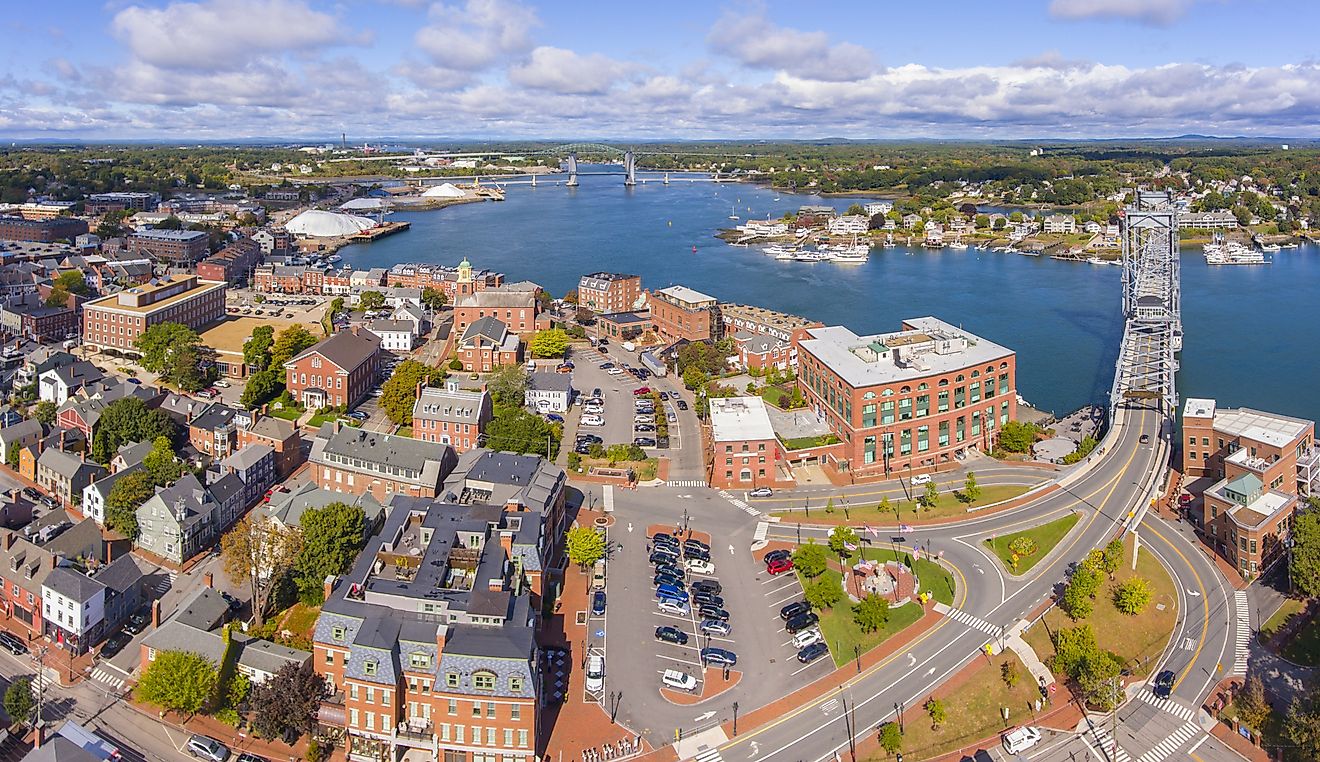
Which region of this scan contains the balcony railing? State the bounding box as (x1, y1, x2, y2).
(394, 721, 434, 743)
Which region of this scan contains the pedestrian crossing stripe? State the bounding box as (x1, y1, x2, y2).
(1231, 590, 1250, 675)
(1139, 690, 1199, 723)
(692, 748, 723, 762)
(666, 480, 708, 488)
(90, 668, 125, 690)
(1136, 721, 1200, 762)
(715, 491, 761, 517)
(933, 603, 999, 636)
(1091, 728, 1131, 762)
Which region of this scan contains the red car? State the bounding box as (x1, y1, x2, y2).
(633, 387, 651, 396)
(766, 558, 794, 575)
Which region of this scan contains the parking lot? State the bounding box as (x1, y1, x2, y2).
(567, 343, 691, 458)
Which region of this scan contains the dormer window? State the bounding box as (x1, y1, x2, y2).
(311, 357, 322, 369)
(364, 660, 377, 676)
(332, 625, 345, 641)
(473, 671, 496, 691)
(409, 652, 431, 670)
(509, 676, 523, 693)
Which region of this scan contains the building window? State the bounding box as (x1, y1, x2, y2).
(862, 404, 876, 427)
(409, 652, 431, 670)
(880, 401, 895, 425)
(900, 429, 912, 456)
(937, 391, 949, 413)
(916, 395, 929, 417)
(473, 671, 496, 691)
(864, 436, 876, 464)
(447, 673, 460, 688)
(509, 676, 523, 693)
(917, 426, 929, 452)
(364, 661, 377, 676)
(448, 699, 458, 716)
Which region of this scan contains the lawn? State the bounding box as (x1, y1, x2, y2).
(306, 412, 361, 428)
(984, 512, 1080, 574)
(270, 406, 302, 421)
(779, 433, 842, 450)
(1261, 598, 1320, 667)
(858, 547, 957, 606)
(277, 603, 322, 639)
(874, 653, 1043, 761)
(804, 568, 926, 668)
(759, 385, 792, 408)
(1022, 534, 1177, 679)
(771, 484, 1033, 524)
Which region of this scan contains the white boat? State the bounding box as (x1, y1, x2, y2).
(764, 245, 798, 259)
(794, 250, 834, 262)
(947, 240, 969, 250)
(1260, 243, 1281, 253)
(1205, 239, 1269, 265)
(728, 205, 739, 221)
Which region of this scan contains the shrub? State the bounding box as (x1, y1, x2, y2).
(1009, 536, 1038, 558)
(1001, 660, 1019, 688)
(792, 541, 829, 578)
(804, 576, 844, 610)
(1112, 576, 1152, 615)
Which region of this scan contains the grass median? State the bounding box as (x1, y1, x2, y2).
(769, 484, 1033, 524)
(984, 512, 1080, 574)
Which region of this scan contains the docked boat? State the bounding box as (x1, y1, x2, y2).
(794, 250, 834, 262)
(947, 240, 969, 251)
(764, 245, 800, 260)
(1205, 239, 1269, 265)
(1260, 243, 1281, 253)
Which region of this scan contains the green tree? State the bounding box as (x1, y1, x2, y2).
(1001, 659, 1019, 688)
(105, 470, 154, 539)
(248, 662, 326, 741)
(1289, 507, 1320, 597)
(420, 287, 447, 311)
(682, 366, 708, 392)
(791, 541, 829, 578)
(1070, 563, 1100, 599)
(1077, 650, 1123, 710)
(244, 325, 275, 371)
(878, 496, 893, 518)
(295, 502, 366, 604)
(240, 368, 284, 409)
(1285, 686, 1320, 762)
(921, 481, 940, 511)
(1235, 676, 1271, 731)
(804, 576, 844, 610)
(33, 400, 57, 426)
(1062, 579, 1094, 619)
(487, 406, 559, 458)
(379, 360, 447, 425)
(270, 325, 318, 368)
(4, 443, 18, 469)
(997, 421, 1038, 453)
(529, 329, 570, 359)
(328, 296, 345, 316)
(924, 697, 947, 729)
(136, 650, 218, 716)
(1112, 576, 1152, 615)
(52, 269, 89, 296)
(155, 215, 184, 230)
(963, 471, 982, 503)
(853, 593, 891, 633)
(484, 365, 528, 407)
(90, 396, 177, 463)
(878, 722, 903, 755)
(357, 291, 385, 311)
(566, 525, 606, 569)
(1050, 624, 1098, 679)
(975, 213, 990, 229)
(135, 322, 200, 373)
(828, 525, 859, 558)
(3, 677, 33, 726)
(448, 357, 464, 371)
(222, 515, 301, 627)
(142, 436, 184, 486)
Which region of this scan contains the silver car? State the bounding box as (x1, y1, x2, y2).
(187, 735, 231, 762)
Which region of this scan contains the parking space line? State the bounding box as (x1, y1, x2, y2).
(768, 590, 803, 606)
(656, 653, 703, 667)
(762, 577, 800, 592)
(789, 658, 829, 676)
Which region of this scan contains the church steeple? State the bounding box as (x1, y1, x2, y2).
(457, 257, 474, 297)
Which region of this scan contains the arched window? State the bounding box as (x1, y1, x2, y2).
(899, 385, 911, 394)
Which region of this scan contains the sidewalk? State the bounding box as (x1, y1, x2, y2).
(126, 698, 341, 762)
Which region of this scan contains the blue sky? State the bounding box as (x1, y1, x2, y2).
(2, 0, 1318, 140)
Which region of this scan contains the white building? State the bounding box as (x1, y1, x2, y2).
(42, 566, 106, 654)
(365, 319, 416, 352)
(828, 215, 870, 236)
(864, 202, 893, 218)
(525, 372, 573, 414)
(1043, 214, 1076, 234)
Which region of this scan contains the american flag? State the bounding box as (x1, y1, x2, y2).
(863, 524, 879, 538)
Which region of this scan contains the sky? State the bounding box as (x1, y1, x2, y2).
(2, 0, 1319, 140)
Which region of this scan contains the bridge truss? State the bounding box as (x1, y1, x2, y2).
(1111, 191, 1182, 415)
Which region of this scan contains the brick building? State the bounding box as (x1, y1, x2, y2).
(456, 317, 522, 373)
(1183, 398, 1317, 578)
(709, 396, 784, 489)
(309, 422, 457, 502)
(283, 329, 382, 410)
(648, 285, 717, 343)
(196, 238, 262, 285)
(796, 317, 1018, 478)
(578, 272, 641, 314)
(412, 381, 493, 453)
(385, 261, 504, 302)
(236, 410, 304, 479)
(81, 274, 226, 353)
(127, 229, 210, 265)
(85, 192, 158, 214)
(0, 530, 53, 638)
(716, 303, 822, 365)
(0, 216, 89, 243)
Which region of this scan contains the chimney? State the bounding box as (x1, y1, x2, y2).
(33, 721, 45, 749)
(151, 598, 161, 628)
(415, 380, 424, 399)
(499, 530, 512, 557)
(203, 571, 213, 588)
(48, 554, 58, 570)
(323, 574, 337, 601)
(1, 531, 11, 550)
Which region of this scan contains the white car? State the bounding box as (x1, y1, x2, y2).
(607, 367, 625, 376)
(585, 654, 605, 693)
(657, 599, 690, 616)
(685, 558, 716, 575)
(792, 628, 823, 649)
(213, 379, 230, 388)
(910, 473, 933, 487)
(580, 414, 605, 427)
(633, 415, 655, 424)
(661, 669, 698, 692)
(1002, 726, 1041, 754)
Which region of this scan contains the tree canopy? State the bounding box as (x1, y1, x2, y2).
(379, 360, 447, 425)
(853, 593, 891, 632)
(792, 541, 829, 578)
(420, 287, 447, 311)
(136, 650, 218, 715)
(134, 322, 215, 391)
(357, 291, 385, 311)
(997, 421, 1039, 453)
(243, 324, 275, 371)
(1291, 507, 1320, 597)
(529, 329, 570, 359)
(105, 470, 153, 539)
(248, 662, 326, 741)
(240, 368, 284, 409)
(295, 502, 366, 604)
(566, 525, 606, 569)
(828, 525, 859, 557)
(142, 436, 185, 486)
(485, 365, 528, 407)
(804, 575, 843, 610)
(270, 325, 318, 369)
(3, 677, 33, 726)
(222, 515, 302, 626)
(487, 405, 560, 459)
(90, 396, 177, 463)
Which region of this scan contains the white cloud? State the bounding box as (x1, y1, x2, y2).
(707, 12, 874, 82)
(111, 0, 360, 70)
(507, 47, 635, 95)
(1049, 0, 1198, 25)
(414, 0, 538, 71)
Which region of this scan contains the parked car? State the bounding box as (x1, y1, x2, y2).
(797, 642, 829, 664)
(700, 647, 737, 667)
(546, 414, 564, 423)
(213, 379, 230, 388)
(766, 557, 794, 575)
(677, 400, 689, 410)
(123, 611, 149, 635)
(100, 631, 131, 658)
(652, 532, 677, 544)
(785, 612, 819, 634)
(346, 410, 369, 421)
(683, 539, 711, 553)
(186, 735, 231, 762)
(655, 626, 689, 645)
(581, 414, 605, 427)
(792, 628, 823, 649)
(764, 549, 791, 563)
(1152, 670, 1176, 699)
(585, 654, 605, 693)
(700, 619, 732, 637)
(692, 591, 724, 608)
(1001, 726, 1042, 754)
(633, 387, 651, 396)
(690, 579, 722, 595)
(650, 550, 679, 566)
(683, 547, 711, 562)
(686, 558, 716, 575)
(655, 584, 689, 602)
(577, 433, 603, 445)
(654, 572, 685, 589)
(748, 487, 774, 498)
(634, 437, 657, 447)
(591, 590, 607, 616)
(634, 425, 656, 433)
(657, 599, 691, 616)
(591, 387, 603, 398)
(0, 631, 28, 656)
(661, 669, 697, 692)
(780, 601, 811, 621)
(698, 605, 729, 621)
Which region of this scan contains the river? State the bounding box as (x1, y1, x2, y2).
(340, 170, 1320, 424)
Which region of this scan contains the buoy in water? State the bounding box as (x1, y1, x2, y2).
(667, 221, 672, 227)
(692, 245, 697, 253)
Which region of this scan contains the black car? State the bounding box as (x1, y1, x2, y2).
(100, 632, 131, 658)
(683, 539, 711, 554)
(1152, 670, 1176, 699)
(123, 611, 150, 635)
(797, 642, 829, 664)
(684, 547, 711, 562)
(652, 532, 677, 545)
(655, 626, 689, 645)
(591, 590, 607, 616)
(654, 563, 684, 578)
(700, 647, 737, 667)
(574, 443, 594, 455)
(220, 592, 242, 611)
(576, 433, 603, 445)
(690, 579, 722, 595)
(1140, 434, 1152, 444)
(659, 391, 670, 400)
(698, 605, 730, 622)
(764, 548, 792, 564)
(0, 632, 27, 656)
(237, 755, 270, 762)
(677, 400, 689, 410)
(634, 437, 657, 448)
(780, 601, 811, 621)
(693, 592, 724, 609)
(591, 388, 603, 398)
(653, 541, 681, 556)
(649, 551, 680, 565)
(785, 612, 819, 634)
(654, 572, 685, 588)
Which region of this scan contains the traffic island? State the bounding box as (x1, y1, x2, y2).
(984, 511, 1080, 574)
(660, 668, 743, 705)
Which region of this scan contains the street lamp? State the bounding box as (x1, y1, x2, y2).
(732, 701, 739, 736)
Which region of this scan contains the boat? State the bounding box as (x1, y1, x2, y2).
(1205, 238, 1269, 265)
(794, 250, 834, 262)
(948, 241, 968, 250)
(1260, 243, 1281, 253)
(1281, 243, 1299, 249)
(728, 205, 739, 221)
(773, 196, 781, 202)
(764, 245, 798, 259)
(883, 234, 897, 248)
(824, 235, 870, 264)
(327, 254, 342, 263)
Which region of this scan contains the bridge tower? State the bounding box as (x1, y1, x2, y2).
(1111, 190, 1181, 416)
(623, 151, 637, 187)
(565, 153, 579, 187)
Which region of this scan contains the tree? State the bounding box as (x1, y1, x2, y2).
(420, 287, 447, 311)
(487, 405, 559, 458)
(791, 541, 829, 578)
(566, 525, 606, 569)
(682, 366, 708, 392)
(828, 525, 859, 558)
(328, 296, 345, 316)
(1051, 624, 1098, 679)
(222, 515, 302, 627)
(270, 325, 318, 368)
(1289, 507, 1320, 597)
(1112, 576, 1152, 615)
(529, 329, 570, 359)
(1235, 676, 1270, 731)
(136, 650, 218, 716)
(357, 290, 385, 311)
(3, 677, 33, 726)
(448, 357, 463, 371)
(878, 722, 903, 755)
(924, 697, 947, 729)
(155, 215, 184, 230)
(975, 213, 990, 229)
(142, 436, 184, 486)
(135, 322, 200, 373)
(878, 496, 893, 518)
(1070, 563, 1100, 599)
(295, 502, 366, 604)
(105, 470, 154, 539)
(853, 593, 891, 633)
(997, 421, 1038, 453)
(379, 360, 447, 425)
(90, 396, 177, 463)
(921, 481, 940, 511)
(248, 661, 326, 741)
(244, 325, 275, 371)
(485, 365, 528, 407)
(240, 368, 284, 409)
(1001, 659, 1019, 688)
(963, 471, 982, 503)
(804, 576, 843, 610)
(33, 400, 57, 425)
(1077, 650, 1123, 710)
(1062, 579, 1094, 619)
(1285, 686, 1320, 762)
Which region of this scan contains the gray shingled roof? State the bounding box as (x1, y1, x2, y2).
(460, 316, 507, 345)
(43, 566, 106, 603)
(93, 554, 145, 594)
(285, 330, 380, 372)
(141, 620, 226, 664)
(236, 636, 310, 676)
(172, 588, 231, 631)
(221, 443, 273, 471)
(527, 371, 572, 393)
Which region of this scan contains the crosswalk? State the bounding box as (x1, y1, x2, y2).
(1136, 720, 1200, 762)
(1139, 690, 1199, 723)
(666, 480, 708, 488)
(691, 747, 723, 762)
(89, 667, 125, 690)
(1090, 727, 1131, 762)
(932, 602, 1000, 637)
(716, 490, 761, 518)
(1231, 590, 1250, 675)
